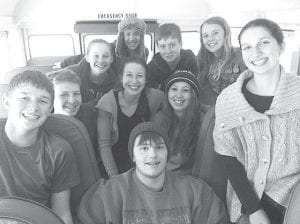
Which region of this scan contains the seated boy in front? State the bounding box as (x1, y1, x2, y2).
(147, 23, 198, 91)
(77, 122, 229, 224)
(0, 70, 80, 224)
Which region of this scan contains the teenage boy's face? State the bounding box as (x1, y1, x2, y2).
(3, 84, 53, 131)
(86, 43, 113, 76)
(54, 82, 82, 116)
(157, 37, 182, 63)
(133, 135, 167, 180)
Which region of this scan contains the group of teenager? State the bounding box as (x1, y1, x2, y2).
(0, 14, 298, 224)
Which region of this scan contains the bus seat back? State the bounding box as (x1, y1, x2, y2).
(0, 196, 64, 224)
(43, 114, 101, 213)
(192, 105, 227, 201)
(283, 180, 300, 224)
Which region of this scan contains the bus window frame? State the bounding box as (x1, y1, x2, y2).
(27, 33, 75, 59)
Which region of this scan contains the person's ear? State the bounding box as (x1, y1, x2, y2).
(279, 41, 286, 55)
(85, 54, 90, 63)
(2, 94, 10, 111)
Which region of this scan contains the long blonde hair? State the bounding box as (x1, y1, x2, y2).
(197, 16, 235, 82)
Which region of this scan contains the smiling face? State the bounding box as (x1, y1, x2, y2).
(54, 82, 82, 116)
(3, 84, 53, 132)
(86, 42, 113, 76)
(124, 27, 141, 50)
(201, 23, 225, 54)
(167, 81, 192, 117)
(121, 62, 146, 96)
(133, 134, 168, 181)
(157, 37, 182, 63)
(240, 26, 284, 76)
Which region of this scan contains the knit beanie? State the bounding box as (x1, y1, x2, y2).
(128, 122, 170, 161)
(116, 17, 146, 59)
(165, 70, 200, 97)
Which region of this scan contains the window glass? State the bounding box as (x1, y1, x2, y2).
(0, 31, 10, 82)
(181, 31, 200, 56)
(28, 34, 74, 58)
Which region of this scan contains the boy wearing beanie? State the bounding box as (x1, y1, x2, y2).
(77, 122, 229, 224)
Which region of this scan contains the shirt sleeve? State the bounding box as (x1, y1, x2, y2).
(146, 62, 160, 89)
(97, 109, 118, 177)
(218, 154, 262, 215)
(51, 136, 80, 193)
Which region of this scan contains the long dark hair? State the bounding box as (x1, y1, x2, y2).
(161, 86, 201, 155)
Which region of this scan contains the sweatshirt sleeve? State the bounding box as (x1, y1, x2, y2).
(97, 109, 118, 177)
(218, 155, 261, 215)
(193, 179, 229, 224)
(146, 61, 160, 89)
(76, 179, 106, 224)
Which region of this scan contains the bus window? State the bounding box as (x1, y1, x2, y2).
(28, 34, 75, 58)
(181, 31, 200, 56)
(0, 31, 10, 83)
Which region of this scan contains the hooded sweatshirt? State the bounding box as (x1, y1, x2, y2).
(147, 49, 198, 91)
(67, 58, 120, 104)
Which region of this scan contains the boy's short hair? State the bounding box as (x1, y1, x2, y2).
(155, 23, 182, 45)
(50, 69, 81, 86)
(6, 70, 54, 102)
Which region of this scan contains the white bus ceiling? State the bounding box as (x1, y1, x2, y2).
(0, 0, 300, 83)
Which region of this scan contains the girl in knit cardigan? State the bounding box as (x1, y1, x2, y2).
(96, 57, 164, 177)
(214, 18, 300, 224)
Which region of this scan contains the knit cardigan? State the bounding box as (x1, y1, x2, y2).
(213, 67, 300, 222)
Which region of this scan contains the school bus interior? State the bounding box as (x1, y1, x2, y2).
(1, 0, 300, 221)
(0, 0, 300, 84)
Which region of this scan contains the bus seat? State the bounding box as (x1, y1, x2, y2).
(0, 196, 64, 224)
(43, 114, 101, 213)
(192, 105, 227, 201)
(0, 84, 8, 118)
(283, 180, 300, 224)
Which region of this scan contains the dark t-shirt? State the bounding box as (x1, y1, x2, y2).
(0, 120, 80, 207)
(112, 90, 150, 173)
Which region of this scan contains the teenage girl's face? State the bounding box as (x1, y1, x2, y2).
(201, 23, 225, 54)
(124, 27, 141, 50)
(133, 135, 168, 180)
(157, 37, 182, 63)
(121, 62, 146, 96)
(86, 43, 113, 75)
(54, 82, 82, 116)
(3, 84, 52, 132)
(167, 81, 192, 115)
(240, 26, 284, 76)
